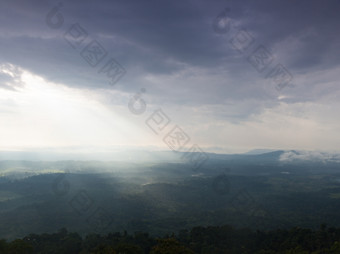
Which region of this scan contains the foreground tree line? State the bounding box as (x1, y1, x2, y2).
(2, 224, 340, 253)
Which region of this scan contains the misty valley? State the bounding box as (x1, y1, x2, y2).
(1, 151, 340, 242)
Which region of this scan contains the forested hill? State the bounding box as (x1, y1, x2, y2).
(2, 224, 340, 254)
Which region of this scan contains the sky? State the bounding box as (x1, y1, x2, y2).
(0, 0, 340, 158)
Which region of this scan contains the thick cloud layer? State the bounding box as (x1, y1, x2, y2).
(0, 0, 339, 153)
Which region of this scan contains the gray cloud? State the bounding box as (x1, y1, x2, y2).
(0, 0, 340, 141)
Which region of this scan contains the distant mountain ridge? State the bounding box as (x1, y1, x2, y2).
(0, 149, 338, 163)
(0, 150, 340, 179)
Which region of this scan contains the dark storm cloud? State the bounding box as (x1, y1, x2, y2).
(227, 0, 340, 72)
(0, 0, 339, 109)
